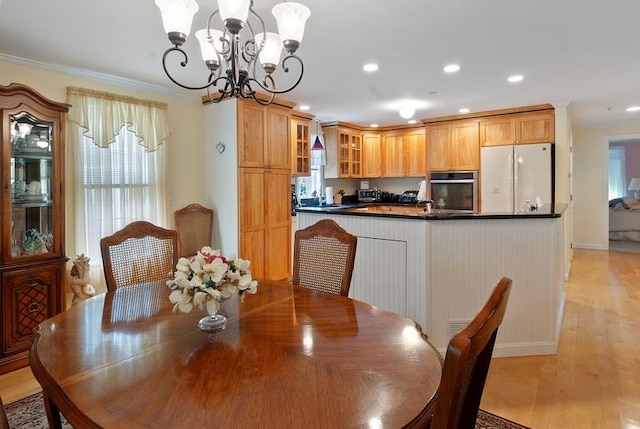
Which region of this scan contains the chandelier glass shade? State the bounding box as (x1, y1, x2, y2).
(155, 0, 311, 105)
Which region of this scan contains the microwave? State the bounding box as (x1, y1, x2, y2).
(357, 189, 379, 202)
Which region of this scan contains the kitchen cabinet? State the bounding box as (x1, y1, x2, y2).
(0, 83, 68, 374)
(291, 113, 313, 176)
(382, 131, 404, 177)
(238, 102, 290, 169)
(323, 125, 362, 178)
(361, 132, 382, 178)
(239, 167, 291, 280)
(426, 120, 479, 171)
(480, 109, 555, 146)
(237, 100, 291, 280)
(380, 128, 426, 178)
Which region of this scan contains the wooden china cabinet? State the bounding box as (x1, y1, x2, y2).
(0, 83, 69, 374)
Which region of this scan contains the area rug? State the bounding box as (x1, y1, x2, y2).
(476, 409, 530, 429)
(6, 392, 529, 429)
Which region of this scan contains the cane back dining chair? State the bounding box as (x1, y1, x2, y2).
(293, 218, 357, 297)
(174, 203, 214, 258)
(0, 394, 9, 429)
(428, 276, 513, 429)
(100, 221, 178, 290)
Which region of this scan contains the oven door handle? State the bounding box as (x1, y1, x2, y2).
(429, 179, 475, 184)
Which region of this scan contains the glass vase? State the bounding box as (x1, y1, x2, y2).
(198, 310, 227, 331)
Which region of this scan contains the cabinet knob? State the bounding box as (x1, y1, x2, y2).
(28, 301, 40, 313)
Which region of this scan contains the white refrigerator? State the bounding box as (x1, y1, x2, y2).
(480, 143, 554, 213)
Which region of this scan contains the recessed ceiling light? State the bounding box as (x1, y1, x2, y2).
(298, 105, 310, 111)
(408, 119, 417, 124)
(370, 123, 379, 128)
(626, 106, 640, 112)
(508, 75, 524, 83)
(444, 64, 460, 73)
(459, 108, 470, 113)
(363, 63, 379, 72)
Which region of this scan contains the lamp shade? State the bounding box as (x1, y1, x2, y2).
(195, 29, 226, 63)
(272, 2, 311, 44)
(628, 178, 640, 191)
(218, 0, 251, 22)
(254, 32, 282, 70)
(155, 0, 199, 36)
(311, 135, 324, 150)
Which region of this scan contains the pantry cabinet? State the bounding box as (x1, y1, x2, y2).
(237, 100, 291, 280)
(0, 83, 68, 374)
(426, 120, 479, 171)
(480, 109, 555, 146)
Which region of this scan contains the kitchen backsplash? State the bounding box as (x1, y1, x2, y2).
(323, 177, 425, 196)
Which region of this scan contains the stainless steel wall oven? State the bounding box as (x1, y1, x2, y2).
(427, 171, 478, 213)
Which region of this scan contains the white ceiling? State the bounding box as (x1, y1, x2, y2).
(1, 0, 640, 129)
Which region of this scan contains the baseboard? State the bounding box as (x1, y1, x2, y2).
(573, 242, 607, 250)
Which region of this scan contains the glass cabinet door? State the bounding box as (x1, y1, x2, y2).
(9, 112, 55, 258)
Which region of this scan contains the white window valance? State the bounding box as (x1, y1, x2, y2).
(67, 86, 170, 152)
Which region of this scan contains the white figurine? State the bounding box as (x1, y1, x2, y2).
(70, 254, 96, 305)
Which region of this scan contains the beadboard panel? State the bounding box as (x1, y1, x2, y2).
(297, 213, 428, 331)
(297, 212, 565, 357)
(427, 217, 564, 355)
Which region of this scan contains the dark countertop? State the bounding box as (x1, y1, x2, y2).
(295, 203, 567, 220)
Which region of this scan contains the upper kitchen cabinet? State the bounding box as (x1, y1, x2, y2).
(0, 83, 69, 374)
(323, 125, 362, 178)
(480, 109, 555, 146)
(380, 128, 426, 178)
(362, 132, 382, 178)
(238, 101, 290, 169)
(405, 128, 427, 177)
(426, 120, 479, 171)
(290, 112, 314, 176)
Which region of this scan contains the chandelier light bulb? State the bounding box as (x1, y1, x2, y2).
(399, 107, 415, 119)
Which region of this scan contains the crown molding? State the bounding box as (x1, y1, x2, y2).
(0, 53, 193, 99)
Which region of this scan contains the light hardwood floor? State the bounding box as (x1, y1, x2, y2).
(1, 248, 638, 428)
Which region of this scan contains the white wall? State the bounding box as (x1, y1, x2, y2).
(573, 123, 640, 249)
(203, 101, 239, 255)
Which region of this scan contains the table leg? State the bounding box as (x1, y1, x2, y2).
(42, 391, 62, 429)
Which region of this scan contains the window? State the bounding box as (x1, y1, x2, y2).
(74, 126, 165, 262)
(608, 146, 626, 199)
(66, 87, 169, 288)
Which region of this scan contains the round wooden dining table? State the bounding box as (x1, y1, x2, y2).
(30, 279, 443, 429)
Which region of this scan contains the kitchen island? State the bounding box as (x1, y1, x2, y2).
(296, 204, 567, 357)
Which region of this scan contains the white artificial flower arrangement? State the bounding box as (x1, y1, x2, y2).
(166, 246, 258, 315)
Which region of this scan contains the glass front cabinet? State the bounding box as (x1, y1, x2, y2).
(0, 83, 69, 374)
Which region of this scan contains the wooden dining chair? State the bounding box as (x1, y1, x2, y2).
(174, 203, 214, 258)
(429, 277, 513, 429)
(0, 394, 8, 429)
(293, 218, 357, 297)
(100, 221, 178, 290)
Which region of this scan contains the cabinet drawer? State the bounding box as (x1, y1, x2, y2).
(3, 266, 60, 353)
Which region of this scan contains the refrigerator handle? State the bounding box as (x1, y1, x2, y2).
(509, 150, 515, 213)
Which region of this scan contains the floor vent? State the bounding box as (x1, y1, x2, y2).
(447, 320, 471, 339)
